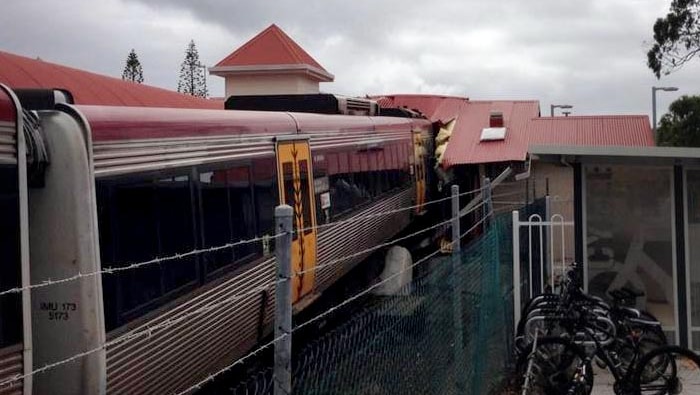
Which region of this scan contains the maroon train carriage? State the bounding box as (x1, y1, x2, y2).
(0, 88, 433, 394)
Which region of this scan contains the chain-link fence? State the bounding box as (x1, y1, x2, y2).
(207, 212, 517, 395)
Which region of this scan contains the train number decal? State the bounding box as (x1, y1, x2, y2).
(275, 138, 318, 302)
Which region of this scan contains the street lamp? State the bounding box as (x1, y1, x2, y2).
(652, 86, 678, 140)
(550, 104, 573, 117)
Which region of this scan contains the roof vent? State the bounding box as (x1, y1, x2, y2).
(480, 111, 506, 141)
(480, 127, 507, 141)
(489, 111, 504, 127)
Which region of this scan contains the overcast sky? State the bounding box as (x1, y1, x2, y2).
(2, 0, 699, 119)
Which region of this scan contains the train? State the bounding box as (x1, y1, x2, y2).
(0, 84, 435, 394)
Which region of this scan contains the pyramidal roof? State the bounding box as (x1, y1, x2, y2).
(210, 24, 333, 82)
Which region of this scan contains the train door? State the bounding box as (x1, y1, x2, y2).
(275, 137, 317, 302)
(412, 130, 427, 214)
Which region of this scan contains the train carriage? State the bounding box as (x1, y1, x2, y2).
(0, 85, 31, 395)
(4, 91, 432, 394)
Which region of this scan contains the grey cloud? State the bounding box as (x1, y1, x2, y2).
(2, 0, 699, 118)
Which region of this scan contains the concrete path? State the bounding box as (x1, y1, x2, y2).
(591, 368, 615, 395)
(591, 361, 700, 394)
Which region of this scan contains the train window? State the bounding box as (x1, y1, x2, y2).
(401, 143, 411, 184)
(158, 177, 198, 291)
(377, 149, 390, 194)
(388, 144, 400, 189)
(199, 165, 256, 277)
(0, 167, 21, 348)
(252, 158, 278, 244)
(228, 167, 256, 259)
(354, 151, 372, 204)
(368, 150, 379, 197)
(199, 170, 234, 274)
(97, 173, 198, 330)
(312, 154, 329, 225)
(328, 152, 353, 218)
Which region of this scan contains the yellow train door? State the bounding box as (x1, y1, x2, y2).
(412, 130, 427, 214)
(275, 137, 317, 302)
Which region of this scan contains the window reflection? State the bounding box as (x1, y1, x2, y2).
(586, 165, 674, 333)
(686, 170, 700, 348)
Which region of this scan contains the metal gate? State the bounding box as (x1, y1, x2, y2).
(511, 206, 574, 335)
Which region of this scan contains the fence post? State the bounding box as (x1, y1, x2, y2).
(451, 185, 465, 394)
(545, 195, 551, 292)
(274, 205, 293, 395)
(512, 210, 521, 338)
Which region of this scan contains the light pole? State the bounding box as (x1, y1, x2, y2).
(652, 86, 678, 140)
(550, 104, 573, 117)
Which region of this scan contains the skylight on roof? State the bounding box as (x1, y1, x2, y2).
(480, 127, 507, 141)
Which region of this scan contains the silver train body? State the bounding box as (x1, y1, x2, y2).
(0, 84, 433, 394)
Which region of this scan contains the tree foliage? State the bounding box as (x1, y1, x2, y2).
(177, 40, 208, 98)
(647, 0, 700, 78)
(122, 49, 144, 83)
(657, 95, 700, 147)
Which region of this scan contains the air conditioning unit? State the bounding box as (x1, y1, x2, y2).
(225, 93, 378, 116)
(338, 97, 379, 116)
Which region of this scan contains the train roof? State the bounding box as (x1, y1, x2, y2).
(73, 105, 431, 143)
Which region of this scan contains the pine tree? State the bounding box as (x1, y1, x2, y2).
(177, 40, 208, 98)
(122, 49, 144, 83)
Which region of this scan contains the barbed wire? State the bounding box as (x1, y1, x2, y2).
(0, 184, 486, 298)
(0, 234, 280, 297)
(0, 280, 280, 390)
(172, 210, 494, 395)
(0, 206, 492, 389)
(296, 218, 453, 276)
(296, 200, 486, 276)
(296, 184, 486, 235)
(293, 211, 493, 334)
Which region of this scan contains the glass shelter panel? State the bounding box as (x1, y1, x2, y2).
(686, 170, 700, 348)
(585, 165, 676, 336)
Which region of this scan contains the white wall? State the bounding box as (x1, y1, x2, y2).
(224, 74, 320, 97)
(532, 161, 575, 272)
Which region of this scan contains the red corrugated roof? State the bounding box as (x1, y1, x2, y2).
(441, 100, 541, 166)
(0, 50, 222, 109)
(527, 116, 654, 148)
(375, 94, 468, 121)
(377, 94, 653, 167)
(215, 24, 328, 72)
